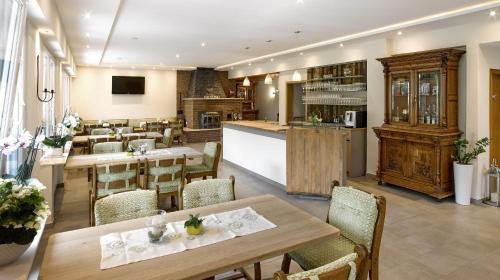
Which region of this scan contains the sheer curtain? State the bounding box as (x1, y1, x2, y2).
(0, 0, 27, 138)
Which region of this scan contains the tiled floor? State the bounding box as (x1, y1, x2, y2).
(34, 143, 500, 279)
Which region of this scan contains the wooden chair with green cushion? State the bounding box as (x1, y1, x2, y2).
(91, 128, 112, 135)
(128, 138, 156, 151)
(180, 175, 235, 210)
(90, 161, 141, 226)
(281, 184, 386, 280)
(115, 126, 134, 134)
(156, 128, 173, 149)
(144, 155, 185, 210)
(185, 142, 221, 183)
(91, 188, 159, 226)
(274, 245, 368, 280)
(146, 121, 163, 133)
(170, 120, 184, 145)
(87, 141, 123, 181)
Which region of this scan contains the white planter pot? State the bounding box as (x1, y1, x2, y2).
(453, 162, 474, 205)
(0, 243, 31, 266)
(45, 147, 63, 157)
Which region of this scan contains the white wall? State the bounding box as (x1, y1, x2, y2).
(223, 127, 287, 185)
(70, 67, 177, 120)
(255, 79, 279, 121)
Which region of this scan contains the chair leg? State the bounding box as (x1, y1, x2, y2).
(369, 259, 379, 280)
(281, 253, 291, 274)
(254, 262, 261, 280)
(202, 176, 207, 180)
(171, 195, 177, 209)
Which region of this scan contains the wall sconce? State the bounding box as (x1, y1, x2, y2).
(272, 89, 280, 96)
(36, 55, 55, 102)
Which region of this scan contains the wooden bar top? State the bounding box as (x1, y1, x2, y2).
(222, 120, 289, 133)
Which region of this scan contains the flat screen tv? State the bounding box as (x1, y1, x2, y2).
(112, 76, 145, 94)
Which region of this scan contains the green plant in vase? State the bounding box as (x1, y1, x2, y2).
(184, 214, 204, 235)
(126, 145, 136, 156)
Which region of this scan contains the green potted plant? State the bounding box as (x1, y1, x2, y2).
(452, 137, 489, 205)
(0, 179, 50, 265)
(126, 145, 136, 156)
(184, 214, 204, 235)
(42, 134, 72, 157)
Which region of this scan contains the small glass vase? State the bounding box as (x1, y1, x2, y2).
(145, 210, 167, 243)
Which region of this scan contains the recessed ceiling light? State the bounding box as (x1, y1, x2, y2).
(248, 62, 252, 66)
(339, 43, 344, 47)
(85, 32, 90, 38)
(265, 40, 272, 43)
(176, 54, 180, 59)
(230, 66, 234, 70)
(153, 67, 156, 70)
(131, 66, 135, 69)
(83, 11, 91, 20)
(397, 31, 403, 36)
(86, 45, 90, 49)
(490, 10, 497, 16)
(297, 0, 304, 4)
(131, 37, 139, 40)
(299, 52, 304, 56)
(201, 42, 206, 47)
(270, 58, 274, 62)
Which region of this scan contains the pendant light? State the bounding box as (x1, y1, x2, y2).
(292, 30, 302, 82)
(264, 73, 272, 85)
(243, 76, 250, 86)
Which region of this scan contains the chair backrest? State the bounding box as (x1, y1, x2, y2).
(115, 127, 134, 134)
(129, 138, 156, 151)
(92, 141, 123, 154)
(202, 142, 222, 171)
(327, 186, 386, 256)
(146, 121, 163, 133)
(170, 120, 183, 136)
(181, 176, 235, 210)
(145, 155, 185, 193)
(162, 128, 173, 147)
(91, 128, 112, 135)
(92, 161, 140, 200)
(274, 245, 368, 280)
(92, 189, 159, 226)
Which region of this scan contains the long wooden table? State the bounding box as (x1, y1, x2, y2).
(65, 147, 202, 169)
(40, 195, 339, 280)
(72, 132, 163, 145)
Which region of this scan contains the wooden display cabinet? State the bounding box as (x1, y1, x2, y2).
(237, 82, 259, 120)
(373, 48, 465, 199)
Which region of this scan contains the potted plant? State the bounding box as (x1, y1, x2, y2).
(62, 111, 82, 136)
(42, 133, 72, 157)
(452, 137, 489, 205)
(184, 214, 204, 235)
(126, 145, 136, 156)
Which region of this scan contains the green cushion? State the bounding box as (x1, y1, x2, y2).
(202, 142, 218, 169)
(92, 142, 123, 154)
(182, 179, 234, 209)
(287, 252, 358, 280)
(289, 235, 356, 271)
(328, 187, 378, 252)
(91, 128, 111, 135)
(186, 163, 211, 173)
(148, 180, 181, 194)
(94, 190, 157, 226)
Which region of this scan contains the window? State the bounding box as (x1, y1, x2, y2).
(42, 48, 56, 135)
(62, 72, 70, 113)
(0, 0, 27, 138)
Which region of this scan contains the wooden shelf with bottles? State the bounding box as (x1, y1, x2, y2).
(373, 47, 465, 199)
(302, 60, 367, 124)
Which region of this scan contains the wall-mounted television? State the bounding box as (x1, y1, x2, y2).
(112, 76, 145, 94)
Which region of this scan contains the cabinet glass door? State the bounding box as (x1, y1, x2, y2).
(391, 73, 411, 123)
(418, 70, 440, 125)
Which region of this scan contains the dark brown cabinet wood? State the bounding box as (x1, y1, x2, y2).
(373, 48, 465, 199)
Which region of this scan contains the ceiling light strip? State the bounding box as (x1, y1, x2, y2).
(215, 0, 500, 70)
(99, 0, 125, 65)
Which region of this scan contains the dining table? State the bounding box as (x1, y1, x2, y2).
(72, 132, 164, 145)
(39, 194, 340, 280)
(65, 146, 202, 170)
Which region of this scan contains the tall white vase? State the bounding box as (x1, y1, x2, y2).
(453, 162, 474, 205)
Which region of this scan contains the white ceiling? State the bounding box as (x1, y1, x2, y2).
(55, 0, 498, 69)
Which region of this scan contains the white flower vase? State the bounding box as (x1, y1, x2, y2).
(0, 243, 31, 266)
(453, 162, 474, 205)
(46, 147, 63, 157)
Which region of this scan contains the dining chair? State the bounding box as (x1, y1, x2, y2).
(281, 184, 386, 280)
(87, 141, 123, 181)
(144, 155, 185, 210)
(146, 121, 163, 133)
(185, 142, 221, 183)
(170, 120, 184, 145)
(91, 188, 159, 226)
(156, 128, 173, 149)
(91, 128, 112, 135)
(274, 245, 368, 280)
(90, 161, 141, 226)
(128, 138, 156, 151)
(180, 175, 235, 210)
(115, 126, 134, 134)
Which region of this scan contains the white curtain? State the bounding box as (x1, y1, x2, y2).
(0, 0, 27, 138)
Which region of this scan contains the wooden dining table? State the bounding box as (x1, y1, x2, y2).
(72, 132, 164, 145)
(65, 146, 202, 169)
(39, 195, 339, 280)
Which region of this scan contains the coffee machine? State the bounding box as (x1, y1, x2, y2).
(344, 111, 367, 128)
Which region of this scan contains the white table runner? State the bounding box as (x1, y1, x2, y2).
(100, 207, 276, 269)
